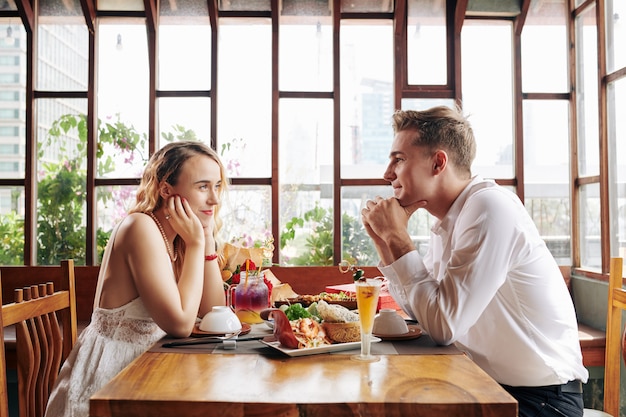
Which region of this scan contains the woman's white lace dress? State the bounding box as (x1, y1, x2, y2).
(44, 298, 166, 417)
(44, 220, 167, 417)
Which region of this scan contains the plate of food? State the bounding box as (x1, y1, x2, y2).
(260, 303, 377, 357)
(260, 337, 380, 357)
(274, 292, 357, 310)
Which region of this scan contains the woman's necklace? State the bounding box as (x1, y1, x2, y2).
(147, 211, 178, 262)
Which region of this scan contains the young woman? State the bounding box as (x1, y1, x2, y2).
(45, 141, 227, 417)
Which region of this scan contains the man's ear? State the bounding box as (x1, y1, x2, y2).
(432, 150, 448, 173)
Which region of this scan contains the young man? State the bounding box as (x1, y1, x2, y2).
(361, 106, 588, 417)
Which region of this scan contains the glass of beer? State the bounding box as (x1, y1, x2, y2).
(351, 278, 383, 362)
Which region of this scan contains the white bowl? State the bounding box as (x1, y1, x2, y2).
(199, 306, 242, 334)
(373, 309, 409, 336)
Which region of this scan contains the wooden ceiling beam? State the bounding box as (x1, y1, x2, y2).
(13, 0, 33, 33)
(454, 0, 468, 35)
(79, 0, 96, 34)
(514, 0, 531, 36)
(144, 0, 158, 32)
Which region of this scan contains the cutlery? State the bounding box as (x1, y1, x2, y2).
(162, 333, 266, 348)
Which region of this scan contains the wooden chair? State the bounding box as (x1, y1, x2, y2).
(0, 259, 77, 417)
(584, 257, 625, 417)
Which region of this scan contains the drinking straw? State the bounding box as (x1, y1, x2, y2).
(244, 259, 250, 286)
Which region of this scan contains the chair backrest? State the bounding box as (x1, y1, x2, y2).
(0, 259, 77, 417)
(603, 257, 625, 417)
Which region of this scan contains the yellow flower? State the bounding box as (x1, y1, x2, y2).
(221, 270, 233, 282)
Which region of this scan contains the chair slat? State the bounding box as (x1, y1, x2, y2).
(32, 285, 50, 417)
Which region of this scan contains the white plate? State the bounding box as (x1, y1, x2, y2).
(260, 337, 381, 357)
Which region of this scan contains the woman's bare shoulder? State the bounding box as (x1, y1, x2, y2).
(115, 213, 158, 248)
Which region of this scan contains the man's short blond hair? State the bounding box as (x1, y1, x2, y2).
(392, 105, 476, 176)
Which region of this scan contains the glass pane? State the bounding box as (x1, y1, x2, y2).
(278, 99, 332, 266)
(521, 0, 568, 93)
(39, 0, 83, 16)
(0, 20, 25, 178)
(279, 18, 332, 91)
(340, 0, 393, 13)
(159, 0, 208, 17)
(280, 98, 332, 184)
(340, 21, 393, 180)
(37, 24, 89, 91)
(523, 100, 571, 265)
(37, 98, 88, 265)
(580, 183, 601, 270)
(407, 203, 437, 256)
(280, 188, 332, 266)
(159, 24, 211, 90)
(575, 5, 599, 177)
(217, 19, 271, 178)
(220, 185, 272, 251)
(401, 98, 455, 111)
(0, 1, 17, 11)
(0, 186, 24, 265)
(98, 0, 144, 11)
(282, 0, 330, 16)
(523, 100, 570, 184)
(158, 97, 211, 146)
(606, 0, 626, 73)
(462, 21, 514, 179)
(609, 77, 626, 258)
(341, 186, 390, 267)
(526, 197, 571, 265)
(219, 0, 270, 12)
(407, 0, 447, 85)
(96, 185, 137, 263)
(97, 22, 149, 178)
(1, 18, 22, 48)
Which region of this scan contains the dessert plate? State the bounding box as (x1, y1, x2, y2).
(373, 324, 422, 341)
(261, 337, 381, 357)
(191, 322, 251, 337)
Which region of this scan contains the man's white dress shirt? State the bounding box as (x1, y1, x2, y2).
(380, 176, 589, 387)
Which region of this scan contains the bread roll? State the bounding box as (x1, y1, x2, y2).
(316, 300, 359, 323)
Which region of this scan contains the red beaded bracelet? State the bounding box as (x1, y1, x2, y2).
(205, 253, 218, 261)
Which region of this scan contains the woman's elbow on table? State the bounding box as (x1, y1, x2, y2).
(155, 316, 197, 338)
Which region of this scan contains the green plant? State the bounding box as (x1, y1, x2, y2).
(36, 158, 88, 265)
(0, 211, 25, 265)
(280, 204, 378, 266)
(32, 113, 148, 265)
(341, 211, 377, 266)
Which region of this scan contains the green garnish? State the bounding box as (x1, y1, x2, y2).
(282, 303, 312, 321)
(353, 268, 364, 281)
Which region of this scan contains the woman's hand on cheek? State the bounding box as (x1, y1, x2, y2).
(167, 195, 204, 247)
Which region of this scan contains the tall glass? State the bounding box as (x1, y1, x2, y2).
(351, 278, 383, 362)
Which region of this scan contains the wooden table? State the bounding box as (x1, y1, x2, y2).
(89, 340, 517, 417)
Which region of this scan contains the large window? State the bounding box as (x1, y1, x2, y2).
(0, 0, 624, 279)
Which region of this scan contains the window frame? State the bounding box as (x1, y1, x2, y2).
(0, 0, 623, 281)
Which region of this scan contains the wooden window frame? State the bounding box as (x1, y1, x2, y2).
(0, 0, 621, 280)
